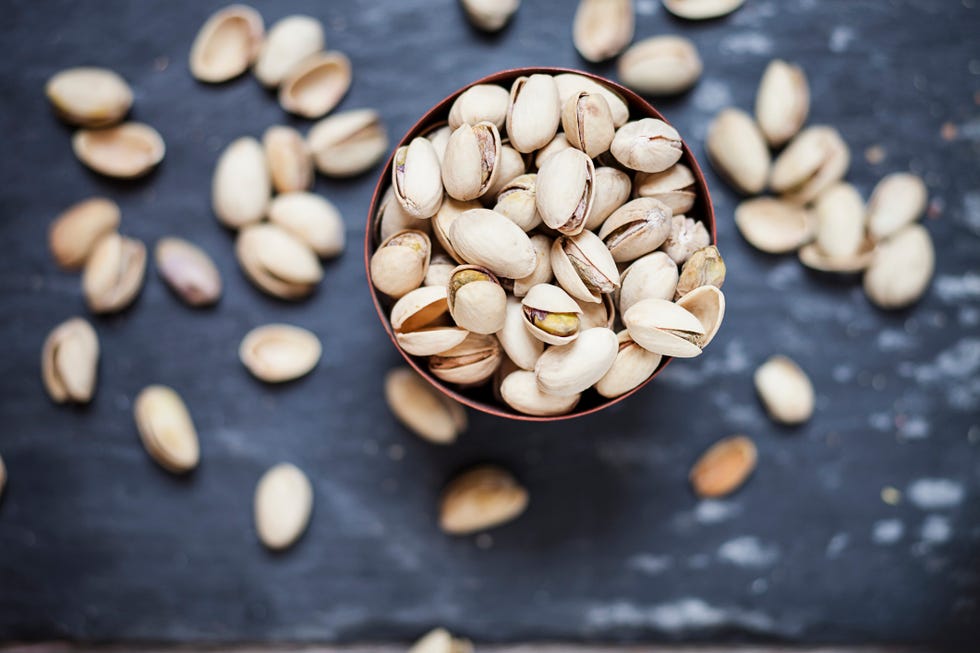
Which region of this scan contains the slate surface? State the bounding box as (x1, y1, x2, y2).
(0, 0, 978, 647)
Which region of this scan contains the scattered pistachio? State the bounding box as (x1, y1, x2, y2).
(385, 367, 467, 445)
(662, 0, 745, 20)
(72, 123, 165, 179)
(239, 324, 321, 383)
(254, 463, 313, 550)
(263, 125, 313, 194)
(460, 0, 520, 32)
(49, 197, 120, 270)
(439, 466, 528, 535)
(308, 109, 389, 178)
(253, 15, 324, 87)
(189, 5, 264, 83)
(41, 317, 99, 404)
(155, 237, 222, 307)
(863, 224, 934, 309)
(212, 136, 271, 229)
(133, 385, 200, 474)
(45, 67, 132, 127)
(279, 51, 352, 119)
(689, 435, 757, 498)
(573, 0, 635, 63)
(82, 233, 147, 313)
(754, 355, 815, 425)
(706, 107, 770, 195)
(618, 35, 703, 96)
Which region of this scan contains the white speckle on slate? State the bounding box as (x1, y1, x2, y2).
(869, 412, 892, 432)
(959, 306, 980, 327)
(696, 500, 741, 524)
(963, 192, 980, 236)
(833, 364, 855, 383)
(920, 515, 952, 545)
(907, 478, 965, 509)
(829, 26, 856, 52)
(750, 578, 769, 594)
(935, 273, 980, 303)
(585, 598, 776, 634)
(767, 259, 803, 290)
(899, 339, 980, 410)
(718, 536, 780, 568)
(872, 519, 905, 545)
(826, 532, 850, 559)
(628, 554, 673, 575)
(877, 328, 917, 351)
(691, 78, 733, 113)
(899, 416, 931, 440)
(719, 32, 774, 56)
(660, 338, 751, 388)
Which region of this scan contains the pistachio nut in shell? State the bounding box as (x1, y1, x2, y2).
(634, 163, 696, 215)
(501, 370, 580, 417)
(212, 136, 270, 229)
(45, 67, 132, 127)
(813, 182, 865, 260)
(598, 197, 673, 263)
(554, 73, 630, 127)
(754, 355, 814, 425)
(562, 91, 616, 158)
(584, 167, 632, 231)
(253, 15, 325, 87)
(82, 233, 147, 314)
(155, 237, 222, 307)
(689, 435, 757, 499)
(552, 229, 620, 303)
(376, 187, 432, 242)
(49, 197, 120, 270)
(41, 317, 99, 404)
(734, 197, 813, 254)
(595, 330, 662, 398)
(254, 463, 313, 551)
(236, 223, 322, 300)
(494, 174, 541, 232)
(134, 385, 200, 474)
(618, 251, 678, 315)
(449, 208, 537, 278)
(460, 0, 520, 32)
(623, 297, 704, 358)
(498, 297, 546, 370)
(269, 192, 345, 259)
(675, 245, 725, 299)
(239, 324, 321, 383)
(573, 0, 634, 63)
(440, 465, 528, 535)
(485, 145, 527, 199)
(449, 84, 510, 130)
(385, 367, 467, 445)
(611, 118, 683, 173)
(308, 109, 389, 178)
(506, 74, 561, 153)
(578, 293, 616, 330)
(867, 173, 928, 241)
(393, 137, 444, 218)
(706, 107, 770, 195)
(429, 332, 502, 386)
(661, 215, 710, 265)
(370, 229, 431, 299)
(426, 124, 453, 163)
(521, 283, 583, 346)
(770, 125, 850, 204)
(618, 35, 703, 96)
(424, 253, 457, 289)
(536, 148, 595, 235)
(189, 4, 264, 83)
(410, 628, 474, 653)
(263, 125, 313, 193)
(798, 239, 875, 274)
(676, 285, 725, 348)
(533, 132, 574, 169)
(279, 51, 352, 119)
(433, 198, 482, 264)
(513, 234, 554, 297)
(755, 59, 810, 147)
(442, 121, 502, 201)
(72, 123, 165, 179)
(390, 285, 450, 334)
(663, 0, 745, 20)
(535, 326, 618, 397)
(863, 224, 934, 309)
(447, 265, 507, 335)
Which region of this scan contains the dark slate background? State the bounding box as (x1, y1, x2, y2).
(0, 0, 978, 647)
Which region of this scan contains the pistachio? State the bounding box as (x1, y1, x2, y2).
(426, 124, 453, 163)
(554, 73, 630, 127)
(660, 215, 710, 265)
(154, 237, 222, 307)
(236, 223, 322, 300)
(813, 182, 866, 260)
(770, 126, 850, 205)
(485, 145, 527, 199)
(279, 51, 352, 119)
(562, 92, 616, 158)
(676, 245, 726, 299)
(45, 67, 132, 127)
(663, 0, 745, 19)
(521, 283, 583, 346)
(254, 463, 313, 550)
(393, 137, 444, 218)
(506, 74, 561, 153)
(734, 197, 814, 254)
(253, 15, 325, 87)
(755, 59, 810, 147)
(41, 317, 99, 404)
(618, 35, 703, 96)
(49, 197, 120, 270)
(447, 265, 507, 334)
(867, 173, 928, 241)
(263, 126, 313, 193)
(706, 108, 770, 195)
(449, 208, 537, 278)
(82, 233, 147, 314)
(212, 136, 271, 229)
(675, 285, 725, 348)
(498, 297, 546, 369)
(376, 187, 432, 242)
(595, 330, 662, 398)
(433, 198, 482, 263)
(370, 229, 431, 298)
(410, 628, 474, 653)
(189, 4, 264, 83)
(513, 234, 554, 297)
(611, 118, 683, 173)
(72, 123, 165, 179)
(618, 251, 678, 314)
(133, 385, 200, 474)
(429, 332, 502, 386)
(598, 197, 673, 263)
(500, 370, 581, 416)
(634, 164, 696, 215)
(425, 253, 457, 288)
(573, 0, 634, 62)
(443, 121, 502, 201)
(493, 174, 541, 232)
(584, 167, 632, 231)
(390, 286, 469, 356)
(440, 465, 528, 534)
(268, 192, 345, 259)
(798, 239, 874, 274)
(536, 148, 595, 235)
(308, 109, 389, 178)
(689, 435, 757, 499)
(533, 132, 574, 169)
(863, 224, 934, 309)
(449, 84, 510, 130)
(552, 230, 620, 303)
(239, 324, 321, 383)
(385, 367, 467, 444)
(623, 297, 704, 358)
(754, 355, 814, 424)
(578, 293, 616, 330)
(535, 327, 618, 396)
(460, 0, 520, 32)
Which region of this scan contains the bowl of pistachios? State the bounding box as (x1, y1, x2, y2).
(366, 67, 724, 421)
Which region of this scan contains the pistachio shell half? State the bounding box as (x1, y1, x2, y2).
(429, 332, 502, 386)
(449, 208, 537, 278)
(494, 174, 541, 232)
(554, 73, 630, 128)
(689, 435, 756, 499)
(734, 197, 814, 254)
(82, 233, 147, 313)
(308, 109, 389, 178)
(535, 326, 618, 396)
(443, 121, 502, 201)
(370, 229, 431, 298)
(253, 15, 325, 87)
(634, 163, 696, 215)
(263, 125, 313, 193)
(706, 107, 770, 195)
(500, 370, 580, 416)
(770, 126, 850, 205)
(618, 251, 679, 314)
(755, 59, 810, 147)
(393, 137, 444, 218)
(552, 230, 620, 303)
(619, 35, 703, 96)
(41, 317, 99, 404)
(449, 84, 510, 130)
(376, 187, 432, 242)
(269, 192, 345, 259)
(676, 285, 725, 348)
(662, 0, 745, 20)
(189, 5, 264, 83)
(813, 182, 866, 260)
(562, 91, 616, 158)
(867, 173, 928, 241)
(506, 74, 561, 153)
(598, 197, 673, 263)
(155, 237, 222, 307)
(512, 234, 554, 297)
(498, 297, 546, 369)
(611, 118, 683, 173)
(49, 197, 120, 270)
(573, 0, 635, 63)
(440, 465, 528, 535)
(754, 355, 814, 424)
(460, 0, 520, 32)
(236, 223, 322, 300)
(863, 224, 934, 309)
(521, 283, 583, 346)
(390, 285, 450, 334)
(212, 136, 271, 229)
(661, 215, 710, 265)
(134, 385, 200, 473)
(798, 239, 875, 274)
(676, 245, 726, 299)
(536, 148, 595, 235)
(45, 67, 132, 127)
(385, 367, 467, 444)
(254, 463, 313, 550)
(595, 330, 662, 398)
(623, 297, 704, 358)
(72, 123, 165, 179)
(240, 323, 321, 383)
(279, 51, 352, 119)
(448, 265, 507, 334)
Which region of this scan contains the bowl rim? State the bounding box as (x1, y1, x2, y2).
(365, 66, 717, 422)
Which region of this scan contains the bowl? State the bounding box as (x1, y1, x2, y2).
(365, 67, 716, 421)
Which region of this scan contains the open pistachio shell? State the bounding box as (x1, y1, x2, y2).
(536, 148, 595, 235)
(554, 73, 630, 128)
(798, 239, 875, 274)
(253, 15, 325, 88)
(390, 285, 450, 334)
(279, 51, 352, 119)
(863, 224, 934, 309)
(535, 327, 618, 396)
(429, 332, 502, 386)
(552, 230, 620, 303)
(494, 174, 541, 232)
(618, 251, 679, 315)
(72, 123, 165, 179)
(867, 173, 928, 241)
(661, 215, 710, 265)
(521, 283, 583, 346)
(770, 126, 850, 205)
(449, 208, 537, 278)
(755, 59, 810, 147)
(189, 5, 264, 83)
(573, 0, 634, 63)
(308, 109, 389, 178)
(41, 317, 99, 404)
(393, 137, 444, 218)
(134, 385, 200, 474)
(611, 118, 683, 173)
(396, 327, 469, 358)
(370, 229, 431, 299)
(236, 224, 322, 300)
(706, 107, 771, 195)
(82, 233, 147, 314)
(634, 163, 696, 215)
(595, 330, 663, 398)
(263, 125, 313, 194)
(734, 197, 814, 254)
(385, 367, 467, 444)
(449, 84, 510, 130)
(618, 35, 703, 96)
(676, 245, 725, 299)
(501, 370, 580, 416)
(598, 197, 673, 263)
(45, 67, 132, 127)
(442, 121, 502, 201)
(269, 192, 345, 259)
(376, 187, 432, 242)
(49, 197, 120, 270)
(562, 91, 616, 158)
(424, 254, 457, 288)
(513, 234, 554, 297)
(239, 324, 321, 383)
(212, 136, 270, 229)
(498, 297, 546, 370)
(676, 285, 725, 348)
(623, 297, 704, 358)
(448, 265, 507, 334)
(506, 74, 561, 153)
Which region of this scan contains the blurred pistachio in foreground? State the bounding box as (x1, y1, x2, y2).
(460, 0, 520, 32)
(82, 233, 147, 314)
(385, 367, 467, 445)
(754, 355, 814, 425)
(662, 0, 745, 20)
(155, 237, 222, 307)
(690, 434, 757, 498)
(239, 324, 321, 383)
(134, 385, 200, 474)
(573, 0, 635, 63)
(72, 123, 165, 179)
(410, 628, 473, 653)
(45, 67, 132, 127)
(42, 317, 99, 405)
(49, 197, 120, 270)
(189, 4, 264, 83)
(618, 35, 702, 96)
(440, 465, 528, 535)
(254, 463, 313, 551)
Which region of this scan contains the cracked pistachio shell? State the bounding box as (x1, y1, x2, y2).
(254, 463, 313, 551)
(618, 251, 678, 315)
(661, 215, 710, 265)
(442, 121, 502, 201)
(449, 84, 510, 130)
(863, 224, 934, 309)
(555, 73, 630, 128)
(385, 368, 467, 444)
(189, 5, 264, 83)
(814, 182, 866, 260)
(676, 285, 725, 348)
(424, 253, 457, 289)
(429, 332, 501, 386)
(573, 0, 635, 63)
(623, 297, 704, 358)
(513, 234, 554, 297)
(447, 265, 507, 334)
(82, 233, 147, 314)
(45, 67, 132, 127)
(611, 119, 683, 173)
(434, 198, 482, 263)
(263, 126, 313, 193)
(279, 51, 352, 119)
(690, 435, 756, 498)
(134, 385, 200, 474)
(41, 317, 99, 404)
(393, 137, 444, 218)
(619, 35, 702, 96)
(212, 136, 270, 229)
(598, 197, 673, 263)
(755, 59, 810, 147)
(494, 174, 541, 232)
(734, 197, 814, 254)
(370, 229, 431, 298)
(521, 283, 583, 346)
(534, 133, 573, 169)
(155, 237, 222, 307)
(410, 628, 474, 653)
(506, 74, 561, 153)
(236, 223, 322, 300)
(663, 0, 745, 19)
(440, 465, 528, 535)
(706, 108, 770, 195)
(449, 209, 537, 278)
(578, 293, 616, 330)
(535, 327, 618, 396)
(634, 164, 696, 215)
(73, 123, 165, 179)
(536, 148, 595, 235)
(269, 192, 345, 259)
(754, 355, 814, 424)
(798, 239, 875, 274)
(485, 145, 527, 199)
(498, 297, 546, 370)
(585, 167, 632, 231)
(308, 109, 389, 178)
(240, 324, 321, 383)
(390, 285, 450, 334)
(562, 92, 616, 158)
(376, 187, 432, 242)
(676, 245, 725, 299)
(49, 197, 120, 270)
(501, 370, 580, 416)
(867, 173, 928, 241)
(460, 0, 520, 31)
(770, 126, 850, 204)
(552, 230, 620, 303)
(595, 330, 662, 398)
(253, 15, 325, 87)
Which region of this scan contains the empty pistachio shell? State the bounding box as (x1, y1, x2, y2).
(663, 0, 745, 19)
(507, 74, 561, 153)
(410, 628, 474, 653)
(376, 187, 432, 242)
(562, 91, 616, 158)
(706, 108, 770, 195)
(440, 465, 528, 534)
(189, 5, 264, 83)
(863, 224, 934, 309)
(814, 182, 866, 260)
(595, 330, 662, 398)
(634, 164, 696, 215)
(798, 239, 875, 274)
(268, 192, 345, 258)
(584, 167, 632, 231)
(676, 285, 725, 348)
(49, 197, 120, 270)
(429, 332, 502, 386)
(82, 233, 147, 314)
(661, 215, 710, 265)
(236, 224, 323, 300)
(134, 385, 200, 474)
(770, 126, 850, 204)
(443, 121, 502, 201)
(500, 370, 581, 416)
(485, 145, 527, 199)
(448, 265, 507, 334)
(611, 118, 683, 173)
(393, 137, 444, 218)
(623, 297, 704, 358)
(449, 208, 537, 278)
(155, 237, 222, 307)
(754, 355, 814, 424)
(521, 283, 583, 346)
(449, 84, 510, 130)
(734, 197, 814, 254)
(45, 67, 132, 127)
(552, 230, 620, 303)
(755, 59, 810, 147)
(254, 463, 313, 550)
(619, 36, 703, 96)
(689, 435, 756, 499)
(460, 0, 520, 31)
(554, 73, 630, 128)
(390, 285, 450, 333)
(618, 251, 678, 314)
(513, 234, 554, 297)
(676, 245, 726, 299)
(212, 136, 271, 229)
(72, 123, 165, 179)
(308, 109, 389, 178)
(599, 197, 673, 263)
(536, 148, 595, 235)
(239, 324, 321, 383)
(370, 229, 431, 298)
(263, 126, 313, 193)
(41, 317, 99, 404)
(867, 173, 928, 241)
(574, 0, 634, 63)
(535, 327, 618, 396)
(279, 51, 352, 119)
(253, 15, 325, 87)
(498, 297, 546, 369)
(385, 368, 467, 444)
(494, 174, 541, 232)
